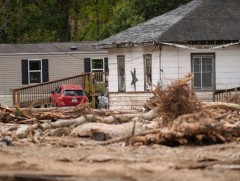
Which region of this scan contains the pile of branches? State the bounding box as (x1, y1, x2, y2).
(223, 91, 240, 104)
(145, 73, 202, 123)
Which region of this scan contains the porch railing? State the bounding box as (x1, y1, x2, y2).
(213, 87, 240, 103)
(12, 72, 106, 108)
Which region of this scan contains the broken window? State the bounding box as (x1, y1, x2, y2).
(117, 56, 126, 92)
(144, 54, 152, 91)
(191, 54, 215, 90)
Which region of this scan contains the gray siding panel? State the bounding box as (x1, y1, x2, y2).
(0, 52, 107, 106)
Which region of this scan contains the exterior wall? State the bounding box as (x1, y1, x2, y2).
(215, 47, 240, 89)
(108, 46, 160, 92)
(0, 52, 107, 107)
(109, 92, 153, 110)
(108, 45, 240, 109)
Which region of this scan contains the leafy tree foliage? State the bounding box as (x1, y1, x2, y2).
(131, 0, 191, 20)
(0, 0, 192, 43)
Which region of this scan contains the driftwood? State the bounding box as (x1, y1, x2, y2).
(126, 112, 240, 146)
(203, 102, 240, 110)
(71, 121, 148, 139)
(146, 73, 202, 122)
(0, 106, 14, 113)
(32, 114, 95, 130)
(96, 111, 240, 146)
(98, 128, 163, 146)
(95, 110, 158, 124)
(10, 109, 160, 139)
(2, 74, 240, 148)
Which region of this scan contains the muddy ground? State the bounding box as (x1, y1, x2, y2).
(0, 136, 239, 181)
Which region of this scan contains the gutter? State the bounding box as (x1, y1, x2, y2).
(0, 51, 108, 56)
(159, 41, 240, 50)
(93, 41, 156, 49)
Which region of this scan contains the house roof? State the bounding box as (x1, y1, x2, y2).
(0, 42, 105, 54)
(95, 0, 240, 48)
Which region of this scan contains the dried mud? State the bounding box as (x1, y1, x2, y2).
(0, 137, 239, 181)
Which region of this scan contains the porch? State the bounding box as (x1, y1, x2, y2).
(11, 72, 106, 108)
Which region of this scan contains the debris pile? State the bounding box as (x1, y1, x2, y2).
(223, 91, 240, 104)
(145, 73, 202, 123)
(0, 74, 239, 147)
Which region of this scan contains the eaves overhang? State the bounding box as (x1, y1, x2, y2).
(0, 51, 108, 56)
(93, 41, 158, 49)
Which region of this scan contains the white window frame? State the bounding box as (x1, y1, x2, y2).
(191, 54, 215, 90)
(91, 58, 105, 83)
(28, 59, 42, 84)
(91, 58, 104, 72)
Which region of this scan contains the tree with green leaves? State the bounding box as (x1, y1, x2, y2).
(0, 0, 192, 43)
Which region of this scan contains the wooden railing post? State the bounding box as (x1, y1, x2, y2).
(12, 90, 16, 106)
(11, 72, 104, 108)
(16, 90, 20, 106)
(90, 73, 96, 108)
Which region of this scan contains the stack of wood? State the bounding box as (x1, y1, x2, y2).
(0, 74, 239, 147)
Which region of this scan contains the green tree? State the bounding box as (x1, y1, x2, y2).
(100, 0, 144, 38)
(0, 0, 192, 43)
(131, 0, 192, 20)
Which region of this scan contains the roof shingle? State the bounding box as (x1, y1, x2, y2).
(96, 0, 240, 48)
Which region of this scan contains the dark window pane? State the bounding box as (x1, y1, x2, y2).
(193, 58, 201, 72)
(30, 72, 41, 83)
(194, 73, 201, 88)
(202, 58, 212, 72)
(202, 73, 212, 88)
(92, 59, 103, 69)
(202, 58, 212, 65)
(203, 63, 212, 72)
(194, 63, 201, 72)
(193, 58, 201, 64)
(29, 61, 41, 70)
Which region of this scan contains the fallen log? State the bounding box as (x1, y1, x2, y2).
(203, 102, 240, 110)
(0, 106, 14, 113)
(70, 121, 148, 139)
(32, 114, 95, 130)
(96, 110, 158, 124)
(95, 111, 240, 146)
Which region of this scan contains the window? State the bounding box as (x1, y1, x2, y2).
(144, 54, 152, 91)
(22, 59, 48, 85)
(117, 56, 126, 92)
(92, 59, 104, 82)
(84, 58, 108, 73)
(84, 58, 108, 83)
(29, 60, 41, 83)
(191, 54, 215, 90)
(91, 59, 104, 72)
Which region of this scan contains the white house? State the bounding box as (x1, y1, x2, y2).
(95, 0, 240, 110)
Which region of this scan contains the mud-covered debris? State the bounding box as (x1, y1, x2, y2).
(145, 73, 202, 123)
